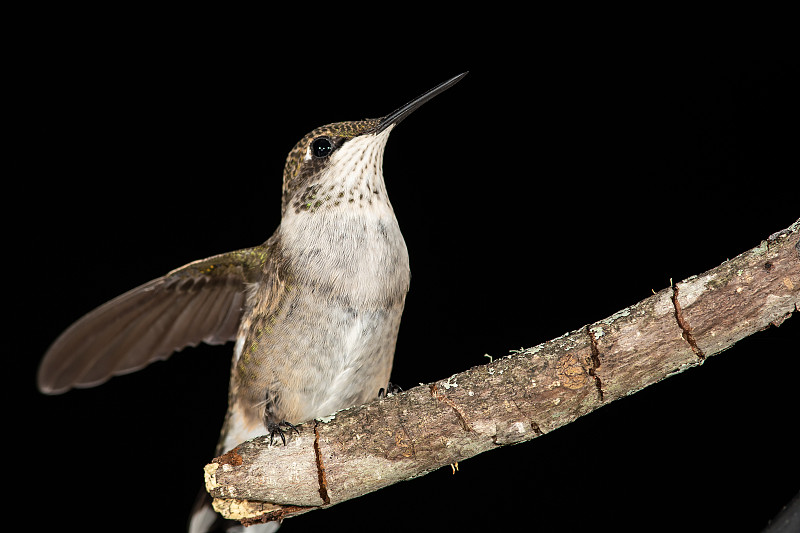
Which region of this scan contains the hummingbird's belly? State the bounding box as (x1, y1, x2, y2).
(297, 305, 400, 418)
(225, 291, 405, 449)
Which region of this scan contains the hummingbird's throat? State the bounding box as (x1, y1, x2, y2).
(294, 129, 393, 214)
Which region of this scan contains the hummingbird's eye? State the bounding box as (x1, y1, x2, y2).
(311, 137, 333, 158)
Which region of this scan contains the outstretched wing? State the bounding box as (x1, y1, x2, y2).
(37, 247, 268, 394)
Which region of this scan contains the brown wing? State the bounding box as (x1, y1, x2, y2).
(37, 247, 268, 394)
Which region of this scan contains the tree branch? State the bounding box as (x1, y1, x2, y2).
(204, 219, 800, 527)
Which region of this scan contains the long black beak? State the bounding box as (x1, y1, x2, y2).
(376, 72, 468, 133)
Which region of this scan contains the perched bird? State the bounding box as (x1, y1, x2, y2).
(37, 72, 467, 532)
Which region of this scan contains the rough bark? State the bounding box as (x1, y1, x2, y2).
(204, 219, 800, 527)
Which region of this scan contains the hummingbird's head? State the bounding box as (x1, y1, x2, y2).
(279, 72, 468, 217)
(280, 119, 385, 216)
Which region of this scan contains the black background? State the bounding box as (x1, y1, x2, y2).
(12, 17, 799, 533)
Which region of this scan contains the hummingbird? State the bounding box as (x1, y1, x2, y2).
(37, 72, 467, 532)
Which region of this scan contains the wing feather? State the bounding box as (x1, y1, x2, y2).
(38, 247, 266, 394)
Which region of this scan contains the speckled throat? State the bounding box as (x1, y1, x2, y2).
(288, 126, 394, 215)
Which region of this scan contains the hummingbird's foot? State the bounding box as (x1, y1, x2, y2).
(378, 382, 403, 398)
(267, 421, 300, 446)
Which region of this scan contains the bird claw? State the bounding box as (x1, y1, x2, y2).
(378, 382, 403, 398)
(267, 420, 300, 445)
